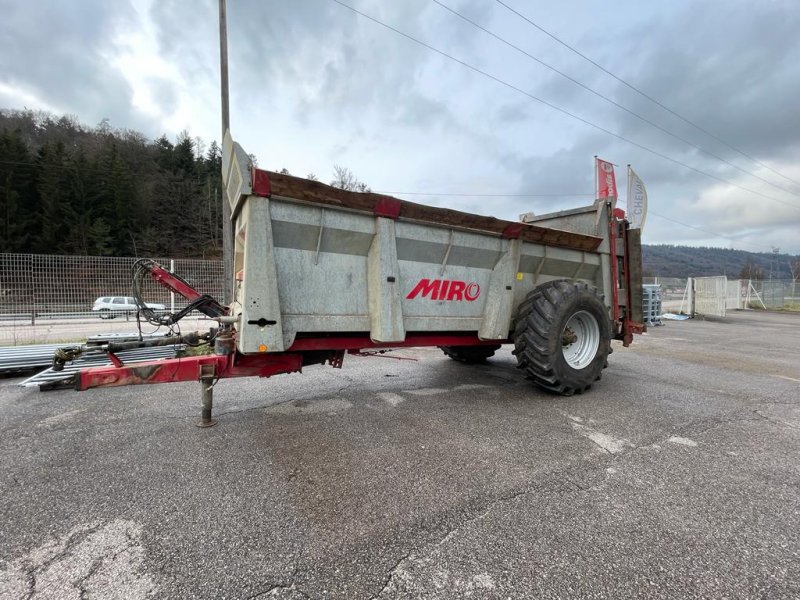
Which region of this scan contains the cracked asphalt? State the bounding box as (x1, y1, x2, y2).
(1, 310, 799, 599)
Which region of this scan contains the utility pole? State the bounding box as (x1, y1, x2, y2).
(219, 0, 233, 306)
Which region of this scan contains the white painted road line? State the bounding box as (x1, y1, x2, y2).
(567, 416, 632, 455)
(378, 392, 405, 407)
(668, 436, 699, 447)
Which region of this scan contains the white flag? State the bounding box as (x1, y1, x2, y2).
(628, 167, 647, 230)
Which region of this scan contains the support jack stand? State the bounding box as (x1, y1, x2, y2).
(196, 363, 218, 428)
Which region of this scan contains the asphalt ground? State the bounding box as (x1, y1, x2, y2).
(1, 310, 799, 599)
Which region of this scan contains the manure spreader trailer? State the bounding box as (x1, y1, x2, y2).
(52, 133, 643, 425)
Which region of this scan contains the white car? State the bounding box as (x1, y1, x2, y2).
(92, 296, 166, 319)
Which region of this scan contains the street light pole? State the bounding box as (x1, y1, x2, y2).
(219, 0, 233, 306)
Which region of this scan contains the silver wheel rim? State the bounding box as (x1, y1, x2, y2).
(561, 310, 600, 370)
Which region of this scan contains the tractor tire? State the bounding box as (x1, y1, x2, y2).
(440, 344, 501, 364)
(513, 279, 611, 396)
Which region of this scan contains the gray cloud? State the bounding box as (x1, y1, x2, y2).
(0, 0, 797, 253)
(494, 101, 531, 124)
(147, 76, 179, 115)
(620, 1, 800, 161)
(0, 0, 158, 133)
(148, 1, 468, 134)
(488, 0, 800, 251)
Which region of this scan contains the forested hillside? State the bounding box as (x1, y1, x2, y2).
(0, 109, 224, 257)
(643, 245, 797, 279)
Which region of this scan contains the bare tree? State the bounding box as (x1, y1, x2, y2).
(739, 258, 764, 281)
(790, 259, 800, 301)
(330, 165, 370, 192)
(193, 136, 206, 160)
(789, 259, 800, 281)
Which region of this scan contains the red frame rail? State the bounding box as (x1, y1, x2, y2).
(609, 208, 644, 346)
(75, 334, 503, 390)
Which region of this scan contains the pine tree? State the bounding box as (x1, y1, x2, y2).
(35, 141, 70, 253)
(0, 129, 37, 251)
(0, 109, 234, 258)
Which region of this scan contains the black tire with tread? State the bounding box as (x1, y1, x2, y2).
(513, 279, 611, 396)
(440, 345, 501, 364)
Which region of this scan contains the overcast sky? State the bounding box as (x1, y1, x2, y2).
(1, 0, 798, 253)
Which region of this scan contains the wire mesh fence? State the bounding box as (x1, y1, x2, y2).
(748, 279, 798, 309)
(643, 276, 799, 315)
(642, 277, 687, 302)
(2, 254, 797, 345)
(0, 253, 223, 324)
(717, 278, 798, 310)
(642, 277, 689, 313)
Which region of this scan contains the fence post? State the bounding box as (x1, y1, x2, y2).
(170, 259, 176, 314)
(29, 257, 35, 326)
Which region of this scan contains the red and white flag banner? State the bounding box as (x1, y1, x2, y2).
(596, 158, 617, 199)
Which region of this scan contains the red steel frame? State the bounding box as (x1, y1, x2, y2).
(147, 263, 207, 303)
(287, 333, 502, 352)
(620, 220, 645, 346)
(608, 207, 624, 324)
(78, 353, 300, 390)
(76, 334, 504, 391)
(609, 207, 644, 346)
(77, 300, 640, 390)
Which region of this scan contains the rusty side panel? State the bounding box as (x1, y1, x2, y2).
(265, 171, 602, 252)
(626, 227, 644, 328)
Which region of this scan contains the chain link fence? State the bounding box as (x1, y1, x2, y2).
(643, 277, 689, 313)
(1, 254, 223, 345)
(643, 276, 798, 315)
(2, 255, 797, 344)
(748, 279, 798, 309)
